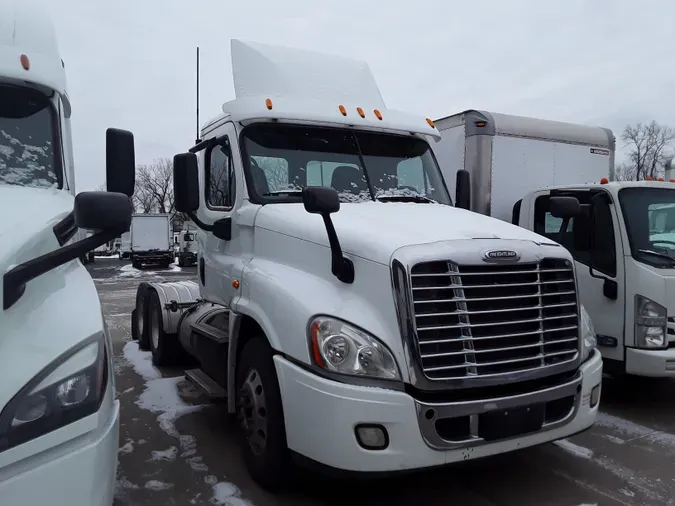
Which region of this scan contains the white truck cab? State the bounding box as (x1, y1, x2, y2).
(433, 110, 675, 378)
(132, 40, 602, 491)
(0, 3, 136, 505)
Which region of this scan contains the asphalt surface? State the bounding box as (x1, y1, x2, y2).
(90, 257, 675, 506)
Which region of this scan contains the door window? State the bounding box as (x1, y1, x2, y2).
(205, 139, 236, 209)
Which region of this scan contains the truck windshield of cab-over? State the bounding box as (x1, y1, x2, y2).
(0, 84, 61, 189)
(240, 123, 452, 205)
(619, 187, 675, 267)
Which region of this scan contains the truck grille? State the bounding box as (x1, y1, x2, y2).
(410, 258, 579, 380)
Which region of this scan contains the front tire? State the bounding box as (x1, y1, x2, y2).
(135, 283, 152, 351)
(236, 337, 292, 491)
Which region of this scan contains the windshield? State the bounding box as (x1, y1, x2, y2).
(240, 123, 451, 205)
(0, 84, 61, 189)
(619, 187, 675, 267)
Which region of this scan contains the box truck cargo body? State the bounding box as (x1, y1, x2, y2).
(130, 213, 173, 268)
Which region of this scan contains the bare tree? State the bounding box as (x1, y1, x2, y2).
(620, 121, 675, 180)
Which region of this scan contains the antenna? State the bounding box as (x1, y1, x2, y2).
(195, 46, 201, 145)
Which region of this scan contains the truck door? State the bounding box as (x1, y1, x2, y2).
(529, 189, 626, 363)
(198, 123, 241, 307)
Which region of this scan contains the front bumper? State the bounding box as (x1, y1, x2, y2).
(0, 399, 120, 506)
(275, 351, 602, 473)
(626, 347, 675, 376)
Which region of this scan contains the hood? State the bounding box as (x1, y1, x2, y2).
(0, 184, 73, 285)
(255, 201, 557, 265)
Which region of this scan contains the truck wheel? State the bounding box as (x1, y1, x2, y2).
(135, 283, 152, 351)
(148, 290, 181, 366)
(236, 337, 292, 491)
(131, 309, 138, 340)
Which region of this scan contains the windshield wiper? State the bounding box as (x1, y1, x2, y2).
(262, 189, 303, 196)
(637, 249, 675, 264)
(376, 194, 435, 203)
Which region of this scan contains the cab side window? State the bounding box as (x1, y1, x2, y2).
(205, 139, 235, 209)
(534, 192, 617, 277)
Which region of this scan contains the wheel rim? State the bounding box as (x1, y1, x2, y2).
(238, 369, 268, 456)
(150, 302, 160, 350)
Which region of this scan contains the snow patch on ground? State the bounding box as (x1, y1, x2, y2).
(149, 446, 178, 462)
(554, 439, 594, 459)
(144, 480, 174, 491)
(118, 264, 148, 278)
(210, 482, 253, 505)
(136, 376, 204, 437)
(118, 439, 135, 455)
(123, 341, 161, 381)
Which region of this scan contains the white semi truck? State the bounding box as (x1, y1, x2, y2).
(177, 220, 198, 267)
(0, 3, 136, 505)
(434, 110, 675, 378)
(130, 213, 173, 269)
(130, 40, 602, 490)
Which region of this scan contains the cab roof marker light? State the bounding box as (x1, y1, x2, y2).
(600, 177, 609, 184)
(373, 109, 382, 120)
(338, 105, 347, 116)
(646, 176, 654, 181)
(356, 107, 365, 118)
(658, 177, 665, 181)
(20, 54, 29, 71)
(426, 117, 435, 128)
(265, 98, 273, 110)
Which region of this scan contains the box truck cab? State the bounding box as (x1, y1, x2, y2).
(0, 3, 136, 505)
(131, 41, 601, 491)
(434, 110, 675, 377)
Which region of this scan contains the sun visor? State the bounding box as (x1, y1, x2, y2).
(230, 39, 386, 109)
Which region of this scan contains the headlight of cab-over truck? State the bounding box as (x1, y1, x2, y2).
(635, 295, 668, 349)
(580, 304, 597, 362)
(308, 316, 401, 380)
(0, 333, 108, 452)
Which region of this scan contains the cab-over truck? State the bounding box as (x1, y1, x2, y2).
(130, 40, 602, 490)
(434, 110, 675, 377)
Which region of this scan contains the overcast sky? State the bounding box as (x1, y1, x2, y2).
(45, 0, 675, 192)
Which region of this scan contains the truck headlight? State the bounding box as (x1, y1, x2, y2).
(0, 334, 108, 452)
(635, 295, 668, 349)
(308, 316, 401, 381)
(580, 304, 597, 362)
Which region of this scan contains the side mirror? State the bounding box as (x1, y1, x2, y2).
(550, 196, 581, 219)
(173, 153, 200, 212)
(455, 170, 471, 210)
(74, 191, 133, 232)
(302, 186, 340, 214)
(106, 128, 136, 197)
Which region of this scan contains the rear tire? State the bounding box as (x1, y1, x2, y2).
(131, 309, 138, 340)
(148, 290, 182, 366)
(135, 283, 152, 351)
(236, 337, 293, 491)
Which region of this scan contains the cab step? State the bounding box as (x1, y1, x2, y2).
(185, 368, 227, 400)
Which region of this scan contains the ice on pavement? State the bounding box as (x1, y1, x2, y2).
(144, 480, 174, 491)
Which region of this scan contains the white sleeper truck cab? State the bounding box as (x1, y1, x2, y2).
(132, 40, 602, 490)
(433, 110, 675, 378)
(0, 3, 137, 505)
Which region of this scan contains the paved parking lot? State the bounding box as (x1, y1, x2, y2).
(90, 257, 675, 506)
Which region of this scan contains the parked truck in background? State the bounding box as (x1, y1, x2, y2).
(0, 2, 136, 504)
(119, 230, 131, 259)
(130, 40, 601, 491)
(177, 220, 198, 267)
(434, 110, 675, 378)
(130, 213, 173, 269)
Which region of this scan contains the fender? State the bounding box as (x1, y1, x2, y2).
(143, 280, 201, 334)
(230, 255, 404, 376)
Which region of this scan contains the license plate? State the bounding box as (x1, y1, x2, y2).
(479, 403, 545, 441)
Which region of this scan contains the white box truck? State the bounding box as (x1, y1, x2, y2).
(119, 230, 131, 259)
(434, 110, 675, 378)
(130, 213, 173, 269)
(0, 2, 136, 504)
(129, 41, 601, 491)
